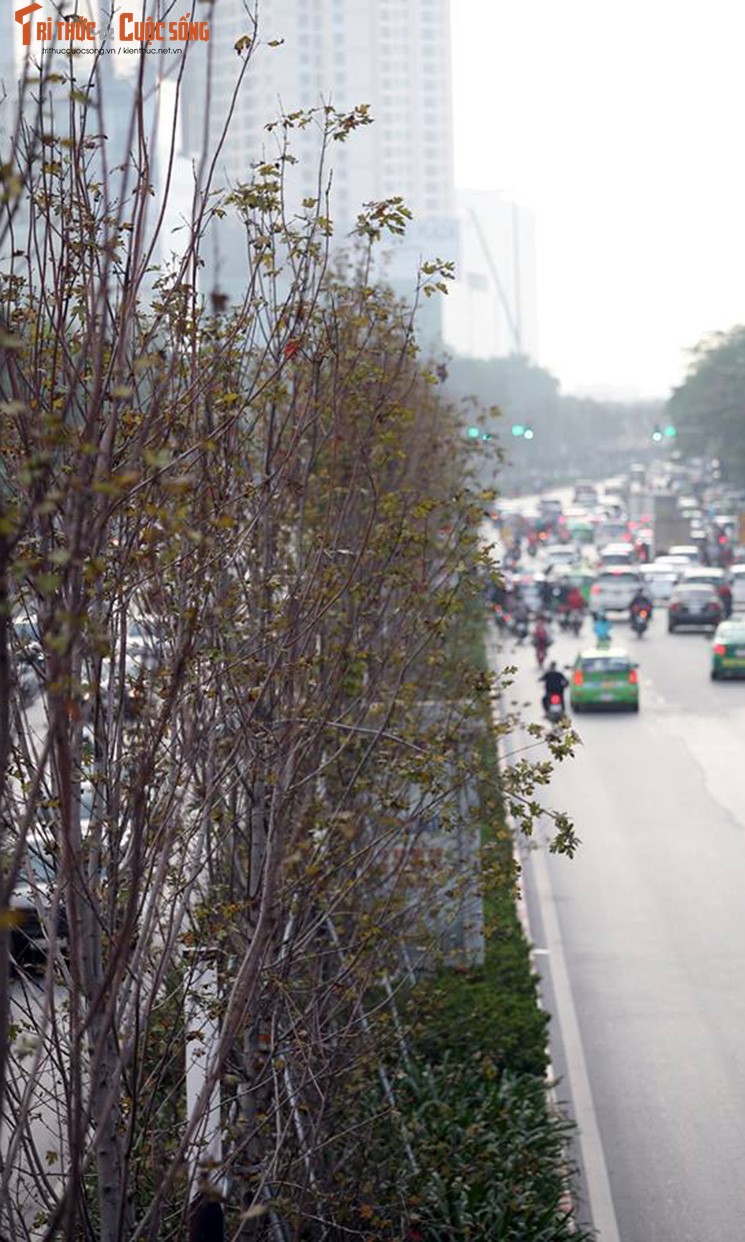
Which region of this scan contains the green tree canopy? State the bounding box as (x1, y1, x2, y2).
(667, 326, 745, 481)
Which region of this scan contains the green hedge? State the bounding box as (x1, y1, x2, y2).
(399, 1060, 585, 1241)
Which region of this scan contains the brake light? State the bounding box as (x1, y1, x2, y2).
(713, 644, 726, 656)
(628, 669, 638, 685)
(572, 670, 584, 686)
(669, 602, 679, 611)
(550, 693, 562, 704)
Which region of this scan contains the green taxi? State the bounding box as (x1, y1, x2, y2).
(570, 646, 640, 713)
(710, 620, 745, 680)
(565, 518, 595, 545)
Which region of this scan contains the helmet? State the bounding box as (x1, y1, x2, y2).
(549, 660, 557, 671)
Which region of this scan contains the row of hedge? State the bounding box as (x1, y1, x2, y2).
(357, 618, 593, 1240)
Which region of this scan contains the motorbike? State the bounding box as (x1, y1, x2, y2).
(545, 692, 564, 724)
(492, 604, 508, 632)
(630, 606, 651, 638)
(559, 608, 584, 636)
(511, 615, 529, 644)
(533, 631, 552, 667)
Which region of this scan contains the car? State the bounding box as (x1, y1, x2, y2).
(595, 520, 631, 549)
(711, 620, 745, 679)
(599, 542, 637, 568)
(9, 829, 65, 969)
(565, 518, 596, 545)
(639, 563, 679, 603)
(507, 571, 546, 613)
(729, 564, 745, 610)
(573, 482, 598, 506)
(667, 544, 701, 564)
(544, 543, 580, 568)
(569, 646, 639, 713)
(589, 568, 643, 613)
(667, 583, 724, 632)
(677, 567, 732, 616)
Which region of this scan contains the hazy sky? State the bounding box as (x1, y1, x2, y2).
(451, 0, 745, 398)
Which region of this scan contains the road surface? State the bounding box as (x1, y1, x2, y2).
(491, 610, 745, 1242)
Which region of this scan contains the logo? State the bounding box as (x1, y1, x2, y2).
(15, 2, 43, 46)
(13, 5, 210, 48)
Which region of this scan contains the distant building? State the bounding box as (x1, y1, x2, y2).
(178, 0, 458, 341)
(443, 189, 538, 362)
(0, 5, 160, 274)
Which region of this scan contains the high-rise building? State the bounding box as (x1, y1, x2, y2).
(179, 0, 458, 330)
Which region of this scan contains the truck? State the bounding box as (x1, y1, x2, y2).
(652, 493, 694, 556)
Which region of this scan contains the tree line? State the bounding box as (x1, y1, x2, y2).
(0, 28, 578, 1241)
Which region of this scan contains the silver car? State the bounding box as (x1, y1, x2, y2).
(729, 565, 745, 611)
(589, 568, 643, 613)
(639, 564, 679, 604)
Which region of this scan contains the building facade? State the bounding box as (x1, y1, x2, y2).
(179, 0, 457, 330)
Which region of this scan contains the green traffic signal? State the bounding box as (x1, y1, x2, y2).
(663, 425, 677, 438)
(467, 426, 480, 438)
(511, 424, 525, 437)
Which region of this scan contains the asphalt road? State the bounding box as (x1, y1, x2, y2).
(492, 607, 745, 1242)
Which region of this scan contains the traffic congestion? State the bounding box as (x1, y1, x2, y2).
(487, 461, 745, 714)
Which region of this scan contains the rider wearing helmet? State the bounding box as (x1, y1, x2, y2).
(629, 584, 653, 621)
(540, 660, 569, 713)
(564, 584, 585, 614)
(593, 610, 612, 644)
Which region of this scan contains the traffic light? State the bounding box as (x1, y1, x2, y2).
(467, 425, 480, 438)
(511, 423, 525, 437)
(663, 424, 677, 438)
(651, 426, 663, 443)
(523, 426, 534, 441)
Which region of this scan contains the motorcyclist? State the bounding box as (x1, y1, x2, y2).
(629, 585, 653, 621)
(593, 610, 612, 644)
(510, 593, 530, 643)
(564, 584, 585, 614)
(540, 661, 569, 713)
(533, 616, 550, 663)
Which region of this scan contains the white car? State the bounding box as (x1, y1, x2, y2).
(667, 545, 701, 564)
(730, 565, 745, 611)
(639, 564, 679, 603)
(544, 544, 580, 568)
(595, 520, 631, 549)
(599, 542, 637, 568)
(589, 568, 644, 613)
